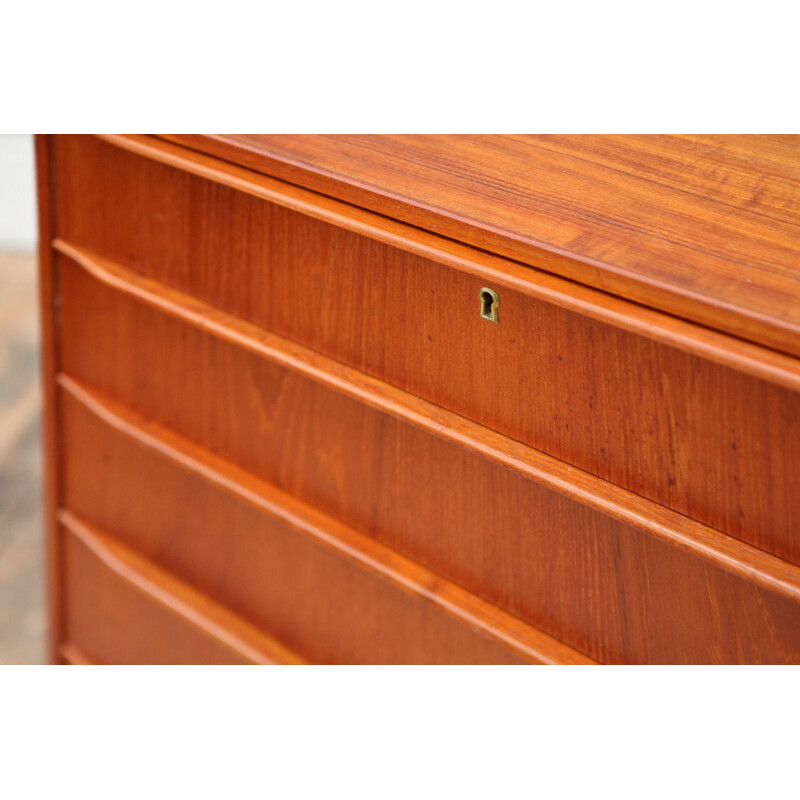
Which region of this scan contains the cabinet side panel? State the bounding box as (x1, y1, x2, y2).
(35, 134, 62, 663)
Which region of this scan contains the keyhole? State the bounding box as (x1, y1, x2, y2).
(480, 287, 500, 323)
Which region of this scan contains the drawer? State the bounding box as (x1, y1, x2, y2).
(57, 390, 565, 665)
(60, 521, 304, 665)
(52, 135, 800, 566)
(56, 251, 800, 664)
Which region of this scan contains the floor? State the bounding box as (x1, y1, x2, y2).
(0, 250, 46, 664)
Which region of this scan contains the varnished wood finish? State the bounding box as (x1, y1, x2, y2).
(60, 515, 305, 665)
(57, 382, 587, 665)
(55, 244, 800, 601)
(163, 134, 800, 358)
(55, 252, 800, 663)
(59, 642, 96, 665)
(91, 134, 800, 392)
(39, 134, 800, 664)
(50, 135, 800, 566)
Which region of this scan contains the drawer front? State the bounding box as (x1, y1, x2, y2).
(58, 392, 545, 665)
(57, 253, 800, 664)
(52, 135, 800, 566)
(62, 525, 257, 665)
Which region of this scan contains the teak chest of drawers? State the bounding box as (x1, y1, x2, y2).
(37, 134, 800, 664)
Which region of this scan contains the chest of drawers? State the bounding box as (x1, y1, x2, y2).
(37, 134, 800, 663)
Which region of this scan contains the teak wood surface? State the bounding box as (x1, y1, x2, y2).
(163, 134, 800, 359)
(58, 384, 585, 665)
(37, 134, 800, 664)
(52, 137, 800, 566)
(54, 252, 800, 663)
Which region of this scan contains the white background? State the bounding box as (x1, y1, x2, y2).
(0, 134, 36, 252)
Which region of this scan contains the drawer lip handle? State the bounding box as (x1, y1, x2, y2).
(58, 507, 308, 665)
(53, 239, 800, 606)
(59, 642, 96, 665)
(91, 134, 800, 392)
(57, 375, 594, 666)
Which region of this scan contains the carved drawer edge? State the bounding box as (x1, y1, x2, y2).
(53, 239, 800, 605)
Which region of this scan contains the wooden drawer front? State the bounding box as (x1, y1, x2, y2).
(62, 525, 267, 665)
(57, 254, 800, 664)
(57, 391, 563, 665)
(52, 135, 800, 566)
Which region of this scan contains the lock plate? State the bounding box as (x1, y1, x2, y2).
(479, 287, 500, 323)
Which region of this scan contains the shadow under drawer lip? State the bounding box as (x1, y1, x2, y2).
(49, 135, 800, 570)
(56, 374, 588, 666)
(58, 509, 306, 665)
(53, 239, 800, 604)
(37, 134, 800, 666)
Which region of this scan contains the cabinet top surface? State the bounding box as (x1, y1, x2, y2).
(161, 134, 800, 357)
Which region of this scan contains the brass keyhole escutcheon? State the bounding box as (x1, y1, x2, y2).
(480, 287, 500, 323)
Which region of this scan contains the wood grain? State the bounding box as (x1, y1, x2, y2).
(51, 137, 800, 565)
(41, 134, 800, 664)
(57, 381, 589, 665)
(60, 512, 306, 665)
(55, 243, 800, 598)
(55, 254, 800, 663)
(52, 220, 800, 571)
(160, 134, 800, 358)
(87, 134, 800, 393)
